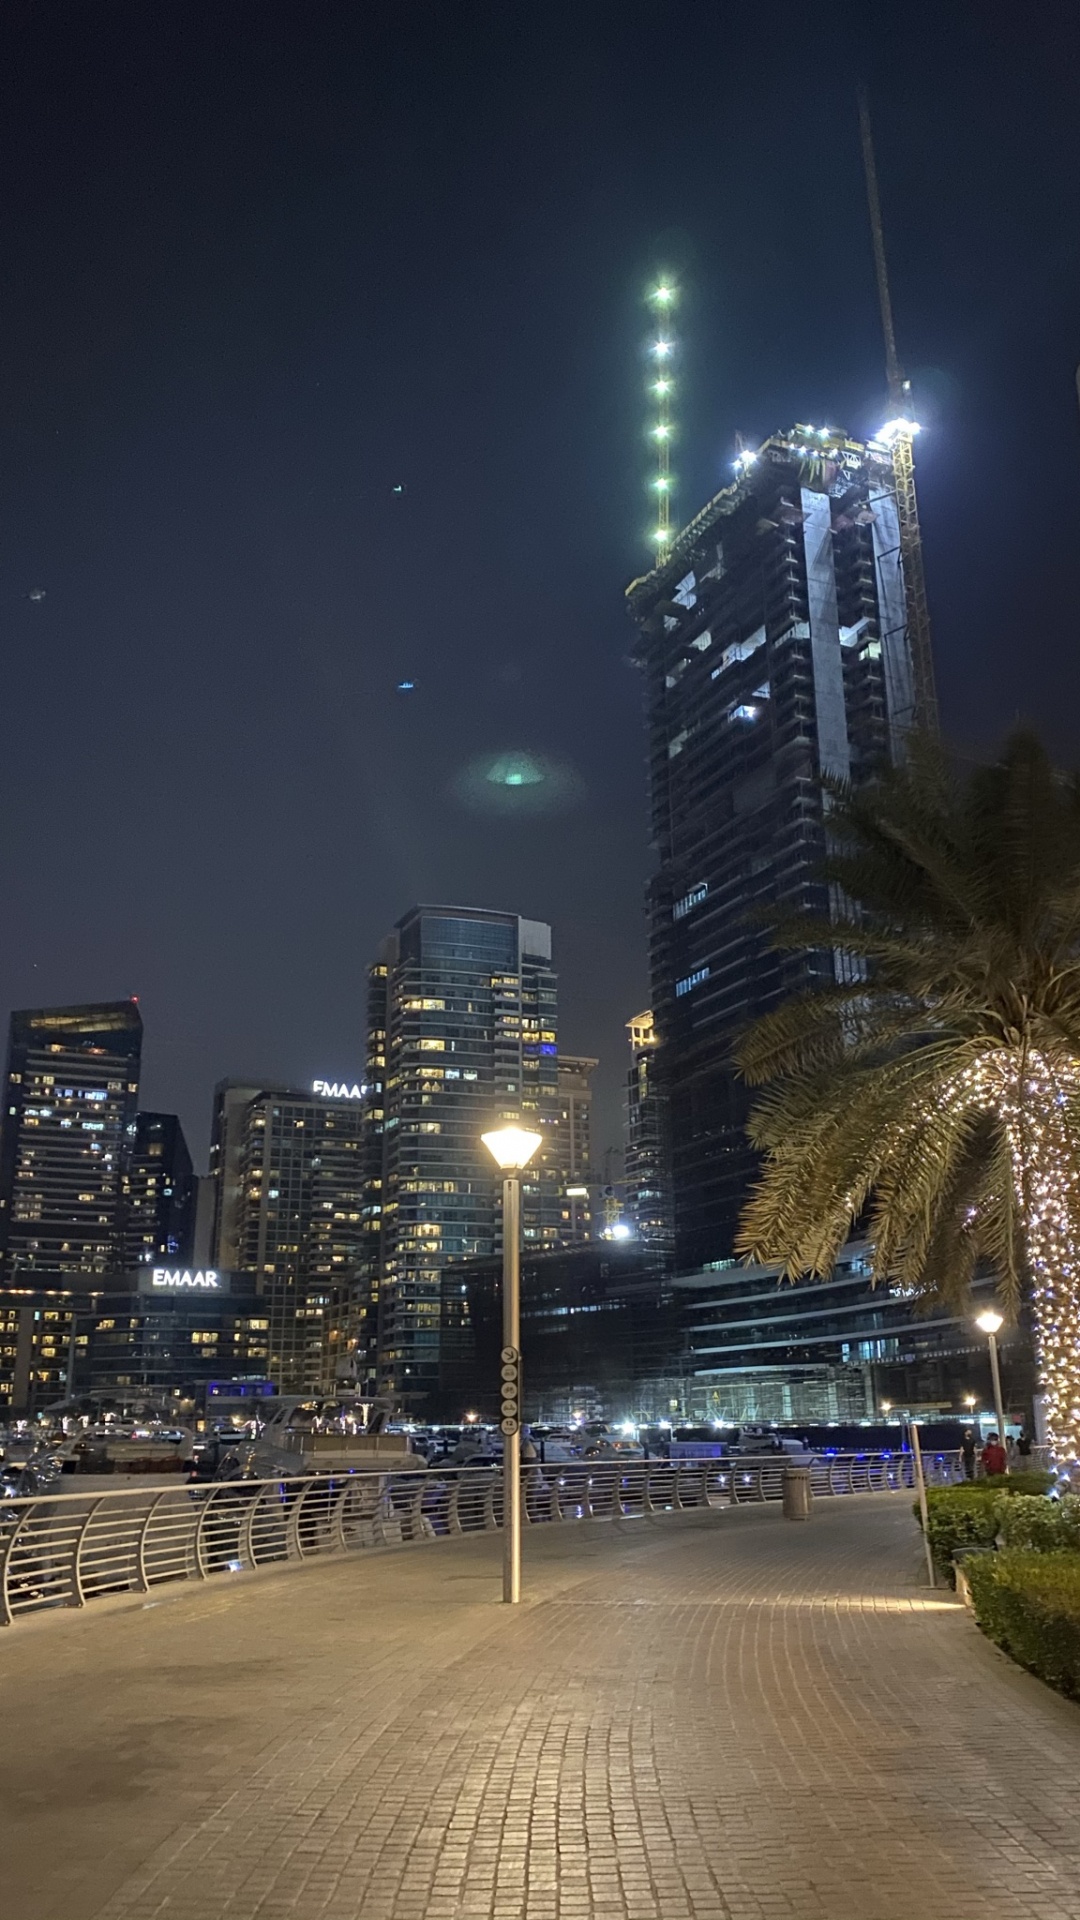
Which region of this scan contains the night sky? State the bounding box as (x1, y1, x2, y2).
(2, 2, 1079, 1166)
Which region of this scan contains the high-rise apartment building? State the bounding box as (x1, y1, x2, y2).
(624, 1011, 674, 1254)
(371, 905, 562, 1412)
(555, 1054, 596, 1244)
(0, 1001, 142, 1279)
(208, 1079, 368, 1392)
(123, 1111, 195, 1270)
(627, 426, 919, 1270)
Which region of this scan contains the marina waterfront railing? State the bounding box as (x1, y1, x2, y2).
(0, 1450, 963, 1627)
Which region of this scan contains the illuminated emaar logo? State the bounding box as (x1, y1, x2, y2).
(312, 1079, 365, 1100)
(152, 1268, 220, 1290)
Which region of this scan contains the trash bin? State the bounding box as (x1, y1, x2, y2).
(782, 1464, 812, 1521)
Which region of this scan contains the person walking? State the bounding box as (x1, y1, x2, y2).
(961, 1428, 977, 1481)
(981, 1432, 1007, 1478)
(1017, 1427, 1034, 1465)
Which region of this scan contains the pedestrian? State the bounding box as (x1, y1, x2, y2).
(981, 1431, 1007, 1478)
(960, 1428, 977, 1481)
(1017, 1427, 1033, 1464)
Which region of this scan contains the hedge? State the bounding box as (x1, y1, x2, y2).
(994, 1493, 1080, 1553)
(979, 1471, 1054, 1497)
(917, 1475, 1057, 1578)
(966, 1550, 1080, 1698)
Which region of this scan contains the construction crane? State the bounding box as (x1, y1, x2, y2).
(858, 87, 939, 735)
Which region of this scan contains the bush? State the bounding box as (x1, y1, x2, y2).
(993, 1493, 1080, 1552)
(967, 1550, 1080, 1698)
(982, 1470, 1054, 1497)
(919, 1487, 1002, 1576)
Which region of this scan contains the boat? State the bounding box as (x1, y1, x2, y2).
(243, 1395, 419, 1479)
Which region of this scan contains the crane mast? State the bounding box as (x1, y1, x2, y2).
(858, 88, 939, 735)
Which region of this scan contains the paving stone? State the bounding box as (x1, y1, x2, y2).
(2, 1497, 1080, 1918)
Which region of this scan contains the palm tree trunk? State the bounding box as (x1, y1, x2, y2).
(1003, 1053, 1080, 1467)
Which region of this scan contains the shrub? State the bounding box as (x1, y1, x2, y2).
(918, 1487, 1002, 1576)
(982, 1470, 1054, 1496)
(993, 1493, 1080, 1553)
(967, 1550, 1080, 1698)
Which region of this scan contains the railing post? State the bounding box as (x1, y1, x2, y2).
(0, 1503, 35, 1625)
(286, 1480, 311, 1558)
(193, 1487, 216, 1578)
(137, 1491, 169, 1593)
(446, 1475, 462, 1535)
(405, 1476, 426, 1542)
(72, 1497, 105, 1608)
(332, 1481, 352, 1555)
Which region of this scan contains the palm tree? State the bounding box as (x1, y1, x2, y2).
(734, 730, 1080, 1463)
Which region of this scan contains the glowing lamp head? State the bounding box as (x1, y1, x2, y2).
(653, 527, 671, 543)
(653, 378, 671, 394)
(481, 1125, 543, 1172)
(875, 417, 922, 445)
(652, 424, 670, 440)
(976, 1309, 1004, 1335)
(651, 339, 672, 358)
(652, 284, 674, 303)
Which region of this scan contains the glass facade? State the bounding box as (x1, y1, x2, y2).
(372, 905, 562, 1412)
(675, 1250, 1035, 1427)
(0, 1001, 143, 1280)
(122, 1111, 195, 1270)
(627, 429, 916, 1270)
(440, 1242, 680, 1426)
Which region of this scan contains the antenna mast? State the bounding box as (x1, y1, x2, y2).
(858, 87, 938, 734)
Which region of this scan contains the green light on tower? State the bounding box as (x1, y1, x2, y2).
(644, 277, 678, 564)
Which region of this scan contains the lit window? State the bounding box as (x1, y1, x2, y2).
(673, 883, 707, 920)
(675, 967, 710, 997)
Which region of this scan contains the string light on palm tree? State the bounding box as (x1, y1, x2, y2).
(733, 731, 1080, 1470)
(646, 280, 677, 562)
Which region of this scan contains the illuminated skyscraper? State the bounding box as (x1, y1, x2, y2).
(371, 905, 562, 1412)
(209, 1078, 369, 1392)
(627, 426, 920, 1270)
(123, 1111, 195, 1270)
(554, 1054, 596, 1244)
(624, 1011, 673, 1253)
(0, 1001, 142, 1280)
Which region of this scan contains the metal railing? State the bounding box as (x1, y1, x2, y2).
(0, 1450, 962, 1627)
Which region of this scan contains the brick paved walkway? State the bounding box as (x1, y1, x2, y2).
(3, 1494, 1080, 1920)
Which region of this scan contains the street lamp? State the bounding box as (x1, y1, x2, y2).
(976, 1309, 1008, 1444)
(481, 1123, 543, 1604)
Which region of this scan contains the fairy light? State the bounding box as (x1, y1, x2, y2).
(645, 280, 677, 562)
(945, 1049, 1080, 1466)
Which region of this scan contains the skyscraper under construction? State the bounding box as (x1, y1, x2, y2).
(627, 424, 927, 1271)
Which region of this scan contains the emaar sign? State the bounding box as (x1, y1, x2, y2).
(312, 1079, 365, 1100)
(152, 1268, 220, 1291)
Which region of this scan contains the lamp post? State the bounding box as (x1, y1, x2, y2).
(976, 1309, 1008, 1444)
(481, 1123, 543, 1604)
